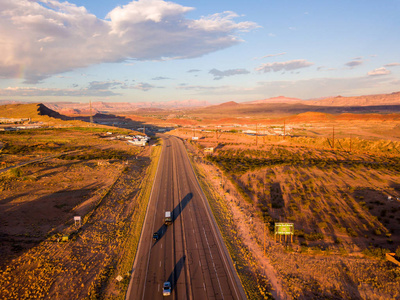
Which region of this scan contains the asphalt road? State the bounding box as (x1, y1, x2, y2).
(127, 135, 246, 300)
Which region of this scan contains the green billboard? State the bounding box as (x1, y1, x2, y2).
(274, 223, 294, 235)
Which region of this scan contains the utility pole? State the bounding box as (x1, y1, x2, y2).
(283, 120, 286, 140)
(89, 100, 93, 123)
(263, 127, 265, 144)
(256, 123, 258, 146)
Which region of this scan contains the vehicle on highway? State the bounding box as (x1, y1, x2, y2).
(153, 232, 159, 240)
(164, 211, 172, 225)
(163, 281, 171, 296)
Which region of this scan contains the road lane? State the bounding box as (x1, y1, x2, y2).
(127, 135, 245, 300)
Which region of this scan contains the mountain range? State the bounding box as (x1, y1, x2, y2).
(0, 92, 399, 115)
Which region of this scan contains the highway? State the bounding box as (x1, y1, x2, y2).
(127, 135, 246, 300)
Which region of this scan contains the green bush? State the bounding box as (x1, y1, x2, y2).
(346, 227, 358, 237)
(362, 246, 390, 259)
(396, 246, 400, 258)
(304, 232, 324, 241)
(9, 168, 22, 178)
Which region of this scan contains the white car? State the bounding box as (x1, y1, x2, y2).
(163, 281, 171, 296)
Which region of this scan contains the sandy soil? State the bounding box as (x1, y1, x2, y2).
(0, 129, 152, 299)
(175, 127, 400, 299)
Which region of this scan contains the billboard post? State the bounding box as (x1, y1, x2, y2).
(274, 223, 294, 243)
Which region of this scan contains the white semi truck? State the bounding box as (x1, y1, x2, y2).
(164, 211, 172, 225)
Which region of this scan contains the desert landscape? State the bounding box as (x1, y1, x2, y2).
(0, 105, 163, 299)
(1, 92, 400, 299)
(2, 1, 400, 299)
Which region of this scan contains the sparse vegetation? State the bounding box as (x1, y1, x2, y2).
(174, 119, 400, 299)
(0, 126, 156, 299)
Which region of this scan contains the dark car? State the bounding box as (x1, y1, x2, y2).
(153, 232, 159, 240)
(163, 281, 171, 296)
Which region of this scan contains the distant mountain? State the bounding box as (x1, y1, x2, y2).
(0, 103, 69, 122)
(244, 96, 303, 105)
(215, 101, 240, 107)
(44, 99, 210, 115)
(304, 92, 400, 106)
(0, 100, 21, 105)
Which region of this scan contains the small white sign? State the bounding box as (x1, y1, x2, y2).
(74, 216, 81, 227)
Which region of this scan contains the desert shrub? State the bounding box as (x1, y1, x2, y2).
(6, 167, 23, 178)
(60, 149, 128, 161)
(294, 229, 304, 238)
(362, 246, 390, 259)
(334, 237, 342, 244)
(346, 227, 358, 237)
(396, 246, 400, 258)
(304, 232, 324, 241)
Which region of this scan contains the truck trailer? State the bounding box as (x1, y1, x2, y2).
(164, 211, 172, 225)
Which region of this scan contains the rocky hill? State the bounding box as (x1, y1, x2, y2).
(303, 91, 400, 106)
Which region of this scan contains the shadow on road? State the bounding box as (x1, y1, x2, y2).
(152, 192, 192, 247)
(172, 192, 192, 223)
(167, 255, 186, 291)
(152, 224, 167, 247)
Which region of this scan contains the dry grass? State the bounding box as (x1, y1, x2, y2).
(0, 127, 157, 299)
(173, 127, 400, 299)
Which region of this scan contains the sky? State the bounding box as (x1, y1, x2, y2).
(0, 0, 399, 104)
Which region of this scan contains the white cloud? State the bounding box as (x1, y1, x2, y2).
(345, 60, 363, 68)
(209, 68, 250, 80)
(151, 76, 170, 80)
(255, 59, 314, 73)
(207, 75, 396, 100)
(177, 85, 228, 92)
(88, 80, 126, 90)
(0, 86, 120, 97)
(0, 79, 145, 97)
(252, 75, 397, 99)
(384, 62, 400, 67)
(254, 52, 286, 60)
(367, 67, 391, 76)
(132, 82, 159, 91)
(0, 0, 257, 83)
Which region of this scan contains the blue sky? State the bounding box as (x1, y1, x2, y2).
(0, 0, 399, 104)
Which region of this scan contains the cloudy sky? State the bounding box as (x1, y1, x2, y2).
(0, 0, 399, 103)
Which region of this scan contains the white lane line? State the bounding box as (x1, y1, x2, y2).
(161, 243, 163, 249)
(127, 137, 164, 300)
(203, 282, 206, 291)
(203, 226, 224, 299)
(199, 260, 202, 267)
(186, 165, 242, 300)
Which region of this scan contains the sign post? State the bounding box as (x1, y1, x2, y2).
(74, 216, 81, 227)
(274, 223, 294, 243)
